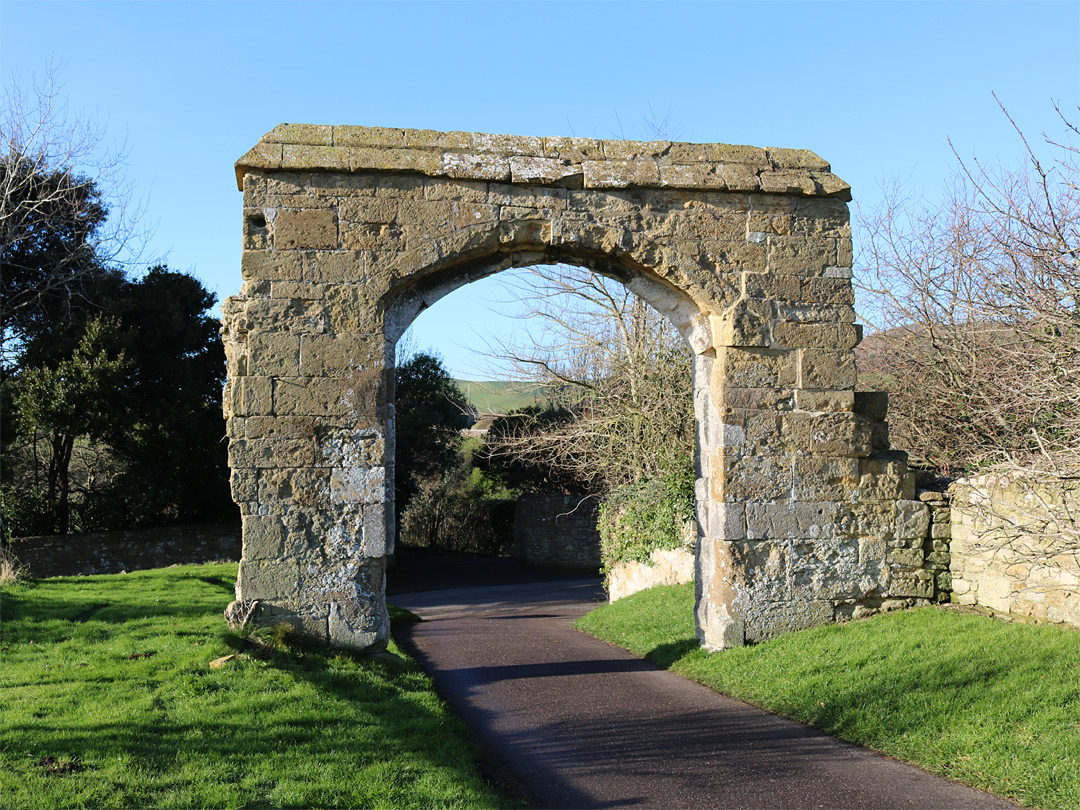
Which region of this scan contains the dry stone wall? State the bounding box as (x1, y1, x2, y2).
(950, 473, 1080, 627)
(224, 123, 936, 652)
(9, 522, 240, 578)
(513, 494, 601, 570)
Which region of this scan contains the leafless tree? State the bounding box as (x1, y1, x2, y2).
(479, 264, 694, 492)
(856, 100, 1079, 565)
(856, 99, 1079, 478)
(1, 65, 151, 360)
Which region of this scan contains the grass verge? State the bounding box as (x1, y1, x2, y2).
(0, 563, 512, 809)
(575, 582, 1080, 810)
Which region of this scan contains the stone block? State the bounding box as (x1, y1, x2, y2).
(243, 415, 316, 441)
(889, 568, 935, 599)
(722, 298, 772, 348)
(767, 148, 831, 171)
(244, 514, 287, 560)
(350, 146, 442, 175)
(895, 500, 931, 542)
(509, 156, 582, 186)
(341, 222, 404, 251)
(247, 333, 301, 377)
(324, 285, 379, 333)
(859, 536, 886, 564)
(724, 387, 793, 411)
(745, 502, 839, 540)
(242, 249, 303, 282)
(339, 197, 398, 224)
(887, 547, 925, 567)
(758, 170, 819, 196)
(794, 389, 855, 413)
(583, 159, 661, 189)
(699, 501, 746, 540)
(330, 465, 386, 505)
(745, 600, 835, 643)
(722, 347, 798, 388)
(264, 124, 333, 145)
(772, 321, 859, 350)
(802, 277, 855, 305)
(230, 468, 258, 503)
(232, 376, 273, 416)
(404, 129, 472, 149)
(237, 559, 301, 603)
(442, 152, 510, 182)
(424, 180, 488, 202)
(274, 209, 338, 250)
(931, 522, 952, 539)
(776, 303, 856, 324)
(742, 272, 802, 301)
(452, 202, 499, 229)
(542, 136, 605, 162)
(799, 349, 856, 390)
(299, 334, 380, 377)
(791, 457, 859, 501)
(245, 298, 328, 335)
(809, 412, 873, 457)
(229, 437, 315, 469)
(274, 377, 353, 417)
(658, 163, 728, 189)
(333, 126, 404, 148)
(282, 144, 350, 173)
(722, 454, 793, 501)
(767, 236, 836, 275)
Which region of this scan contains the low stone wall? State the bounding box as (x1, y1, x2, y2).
(607, 520, 696, 601)
(8, 522, 242, 578)
(950, 473, 1080, 627)
(513, 494, 601, 570)
(609, 548, 695, 601)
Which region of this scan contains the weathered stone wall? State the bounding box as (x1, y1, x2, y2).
(513, 494, 601, 570)
(224, 123, 932, 652)
(608, 520, 697, 601)
(950, 473, 1080, 627)
(8, 522, 241, 578)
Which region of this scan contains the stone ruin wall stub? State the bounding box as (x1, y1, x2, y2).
(223, 124, 937, 652)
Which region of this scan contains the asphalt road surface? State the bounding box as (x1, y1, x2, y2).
(389, 553, 1016, 810)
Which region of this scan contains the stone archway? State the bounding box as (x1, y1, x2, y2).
(222, 125, 942, 653)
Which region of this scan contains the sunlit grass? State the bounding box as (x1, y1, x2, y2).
(576, 583, 1080, 810)
(0, 564, 512, 809)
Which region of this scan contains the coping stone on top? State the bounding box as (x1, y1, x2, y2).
(236, 124, 850, 201)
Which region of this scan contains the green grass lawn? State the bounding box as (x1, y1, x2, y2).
(576, 583, 1080, 810)
(0, 563, 512, 810)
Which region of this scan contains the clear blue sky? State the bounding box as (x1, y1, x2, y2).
(3, 1, 1078, 378)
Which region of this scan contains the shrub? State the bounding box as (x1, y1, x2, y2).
(398, 461, 514, 555)
(597, 460, 695, 580)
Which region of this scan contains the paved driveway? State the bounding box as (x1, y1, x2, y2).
(389, 554, 1015, 809)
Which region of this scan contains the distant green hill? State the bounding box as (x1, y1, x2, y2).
(453, 379, 552, 416)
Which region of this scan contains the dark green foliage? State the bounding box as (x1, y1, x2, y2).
(398, 457, 514, 555)
(2, 266, 229, 536)
(597, 458, 695, 577)
(8, 317, 128, 534)
(96, 266, 230, 527)
(394, 351, 470, 521)
(0, 165, 111, 358)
